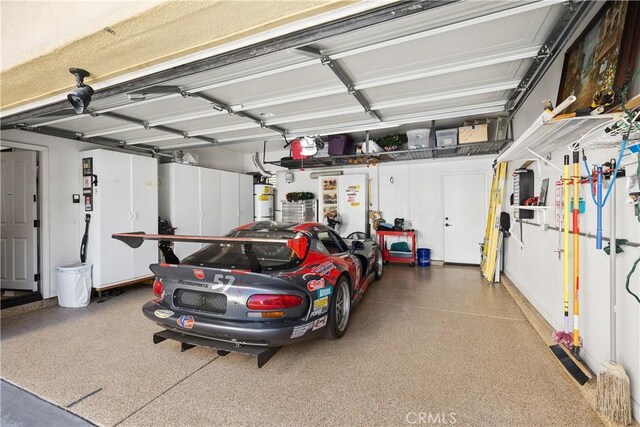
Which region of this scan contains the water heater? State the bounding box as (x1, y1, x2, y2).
(254, 184, 274, 221)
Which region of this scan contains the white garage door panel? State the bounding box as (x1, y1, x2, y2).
(341, 8, 557, 80)
(363, 61, 526, 101)
(202, 65, 339, 105)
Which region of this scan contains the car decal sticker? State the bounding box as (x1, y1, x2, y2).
(154, 309, 174, 318)
(291, 322, 313, 339)
(312, 261, 335, 276)
(317, 287, 332, 298)
(177, 315, 195, 329)
(307, 278, 325, 291)
(310, 307, 328, 317)
(210, 274, 235, 292)
(193, 269, 205, 280)
(313, 296, 329, 310)
(312, 315, 328, 331)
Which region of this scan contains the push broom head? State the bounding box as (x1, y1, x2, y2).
(597, 361, 633, 425)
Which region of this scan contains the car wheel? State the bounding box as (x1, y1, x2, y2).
(375, 248, 384, 280)
(328, 277, 351, 339)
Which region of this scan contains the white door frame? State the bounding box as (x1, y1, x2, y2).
(441, 171, 487, 264)
(0, 140, 51, 298)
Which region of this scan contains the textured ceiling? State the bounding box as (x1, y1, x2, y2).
(0, 0, 353, 110)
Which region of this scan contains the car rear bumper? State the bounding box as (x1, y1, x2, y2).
(142, 301, 323, 347)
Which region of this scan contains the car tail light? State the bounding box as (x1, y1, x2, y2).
(247, 311, 285, 319)
(152, 278, 164, 297)
(246, 294, 303, 310)
(287, 237, 308, 259)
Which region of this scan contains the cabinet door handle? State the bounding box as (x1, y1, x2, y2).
(133, 211, 138, 221)
(128, 211, 133, 221)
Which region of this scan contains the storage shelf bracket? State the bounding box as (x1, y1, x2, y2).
(525, 147, 563, 174)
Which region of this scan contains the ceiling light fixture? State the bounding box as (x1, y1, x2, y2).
(67, 68, 94, 114)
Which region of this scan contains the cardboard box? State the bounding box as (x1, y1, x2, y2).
(459, 122, 488, 144)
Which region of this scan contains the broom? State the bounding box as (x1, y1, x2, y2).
(552, 155, 574, 347)
(597, 166, 632, 425)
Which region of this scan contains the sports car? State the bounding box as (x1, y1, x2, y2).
(113, 222, 383, 366)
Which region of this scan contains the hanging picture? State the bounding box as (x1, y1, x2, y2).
(322, 178, 338, 221)
(557, 1, 639, 114)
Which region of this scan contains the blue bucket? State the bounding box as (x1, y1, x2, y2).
(417, 248, 431, 267)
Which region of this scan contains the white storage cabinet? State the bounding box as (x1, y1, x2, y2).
(158, 163, 253, 260)
(79, 149, 158, 290)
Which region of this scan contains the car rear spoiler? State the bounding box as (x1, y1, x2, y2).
(112, 232, 292, 248)
(111, 232, 309, 271)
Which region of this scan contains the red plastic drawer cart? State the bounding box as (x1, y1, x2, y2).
(376, 230, 416, 266)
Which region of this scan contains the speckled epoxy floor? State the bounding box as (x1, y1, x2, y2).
(1, 265, 601, 426)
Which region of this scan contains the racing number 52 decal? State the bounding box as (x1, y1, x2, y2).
(211, 274, 235, 292)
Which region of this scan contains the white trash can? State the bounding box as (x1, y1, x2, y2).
(56, 263, 92, 307)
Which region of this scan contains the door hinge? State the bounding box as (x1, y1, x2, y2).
(34, 220, 40, 227)
(33, 194, 37, 202)
(34, 273, 40, 282)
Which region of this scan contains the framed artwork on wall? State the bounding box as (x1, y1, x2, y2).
(557, 1, 639, 114)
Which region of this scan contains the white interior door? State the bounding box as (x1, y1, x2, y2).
(131, 155, 158, 277)
(200, 167, 222, 240)
(443, 173, 486, 264)
(220, 171, 240, 234)
(1, 150, 38, 291)
(238, 174, 254, 226)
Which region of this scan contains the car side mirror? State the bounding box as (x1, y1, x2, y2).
(351, 241, 364, 251)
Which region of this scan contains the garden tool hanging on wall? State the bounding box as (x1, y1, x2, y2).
(582, 131, 628, 249)
(552, 155, 573, 348)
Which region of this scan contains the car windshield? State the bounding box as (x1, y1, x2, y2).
(181, 229, 305, 271)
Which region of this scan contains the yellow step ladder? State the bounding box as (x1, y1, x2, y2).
(481, 161, 507, 281)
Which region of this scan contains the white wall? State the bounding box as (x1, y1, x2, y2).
(506, 2, 640, 417)
(0, 129, 147, 299)
(270, 156, 494, 261)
